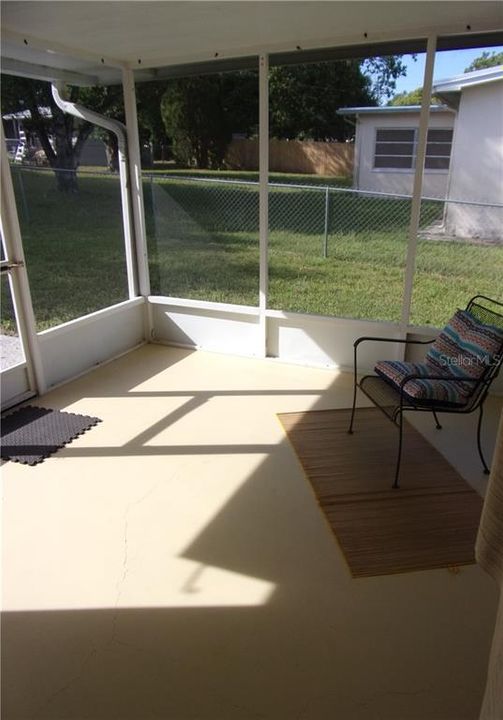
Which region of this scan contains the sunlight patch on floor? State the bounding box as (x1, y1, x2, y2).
(2, 450, 278, 612)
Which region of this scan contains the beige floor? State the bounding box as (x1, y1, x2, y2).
(1, 344, 501, 720)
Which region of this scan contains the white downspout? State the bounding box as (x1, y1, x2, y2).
(51, 82, 138, 298)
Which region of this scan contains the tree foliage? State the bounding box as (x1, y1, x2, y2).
(269, 57, 407, 141)
(388, 86, 442, 106)
(136, 81, 171, 162)
(360, 55, 408, 100)
(269, 61, 373, 141)
(464, 50, 503, 72)
(1, 76, 129, 190)
(161, 71, 258, 168)
(1, 75, 168, 189)
(2, 53, 408, 178)
(160, 56, 407, 167)
(3, 76, 93, 190)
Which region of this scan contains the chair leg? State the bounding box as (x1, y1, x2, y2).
(432, 409, 442, 430)
(477, 404, 490, 475)
(348, 346, 358, 434)
(348, 384, 357, 434)
(393, 411, 403, 489)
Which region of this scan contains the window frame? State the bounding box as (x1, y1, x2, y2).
(372, 125, 453, 174)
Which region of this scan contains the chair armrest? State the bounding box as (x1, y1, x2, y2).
(354, 336, 435, 349)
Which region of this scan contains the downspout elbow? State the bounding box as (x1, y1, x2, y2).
(51, 82, 127, 154)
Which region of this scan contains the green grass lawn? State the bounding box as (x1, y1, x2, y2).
(2, 167, 501, 334)
(4, 167, 129, 332)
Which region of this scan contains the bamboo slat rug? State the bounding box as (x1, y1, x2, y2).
(278, 407, 483, 578)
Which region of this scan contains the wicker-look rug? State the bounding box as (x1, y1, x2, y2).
(278, 407, 483, 578)
(1, 405, 101, 465)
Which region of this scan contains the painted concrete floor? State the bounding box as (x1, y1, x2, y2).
(1, 344, 501, 720)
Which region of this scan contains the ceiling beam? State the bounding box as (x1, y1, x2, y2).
(1, 57, 101, 86)
(1, 28, 127, 69)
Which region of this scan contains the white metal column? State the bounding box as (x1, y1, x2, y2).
(401, 35, 437, 329)
(122, 67, 150, 298)
(122, 67, 152, 338)
(1, 125, 46, 395)
(259, 54, 269, 357)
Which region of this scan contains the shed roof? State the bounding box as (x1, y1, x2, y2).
(337, 105, 452, 115)
(433, 65, 503, 93)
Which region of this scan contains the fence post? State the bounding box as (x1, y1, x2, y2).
(323, 186, 330, 258)
(149, 173, 155, 223)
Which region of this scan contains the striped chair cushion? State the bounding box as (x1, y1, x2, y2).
(425, 309, 503, 399)
(374, 360, 466, 406)
(374, 309, 503, 406)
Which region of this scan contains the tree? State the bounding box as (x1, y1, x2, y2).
(269, 61, 373, 140)
(90, 82, 170, 170)
(388, 86, 442, 106)
(361, 55, 409, 101)
(1, 75, 170, 187)
(465, 50, 503, 72)
(161, 71, 258, 168)
(1, 75, 125, 191)
(136, 81, 171, 161)
(160, 56, 407, 167)
(269, 57, 407, 141)
(162, 76, 225, 168)
(2, 76, 88, 191)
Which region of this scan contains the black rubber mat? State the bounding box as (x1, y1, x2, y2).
(1, 405, 101, 465)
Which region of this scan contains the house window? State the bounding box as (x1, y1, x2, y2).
(424, 129, 453, 170)
(374, 127, 453, 171)
(374, 128, 415, 169)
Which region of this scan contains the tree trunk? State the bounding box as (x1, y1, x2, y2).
(51, 113, 79, 192)
(104, 132, 119, 172)
(30, 100, 93, 191)
(195, 141, 209, 169)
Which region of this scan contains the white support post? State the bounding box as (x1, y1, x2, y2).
(0, 125, 46, 394)
(401, 35, 437, 330)
(121, 68, 152, 334)
(259, 54, 269, 357)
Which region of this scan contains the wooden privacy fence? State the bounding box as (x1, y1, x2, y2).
(226, 138, 354, 177)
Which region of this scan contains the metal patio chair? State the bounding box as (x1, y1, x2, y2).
(348, 295, 503, 488)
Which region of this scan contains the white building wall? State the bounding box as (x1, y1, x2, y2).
(354, 111, 455, 198)
(445, 80, 503, 240)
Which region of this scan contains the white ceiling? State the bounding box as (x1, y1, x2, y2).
(1, 1, 503, 85)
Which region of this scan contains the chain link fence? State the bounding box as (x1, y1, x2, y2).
(145, 173, 500, 323)
(4, 165, 502, 331)
(146, 173, 491, 261)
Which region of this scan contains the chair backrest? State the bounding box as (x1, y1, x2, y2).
(467, 295, 503, 331)
(463, 295, 503, 410)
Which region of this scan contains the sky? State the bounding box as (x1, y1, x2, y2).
(392, 45, 503, 96)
